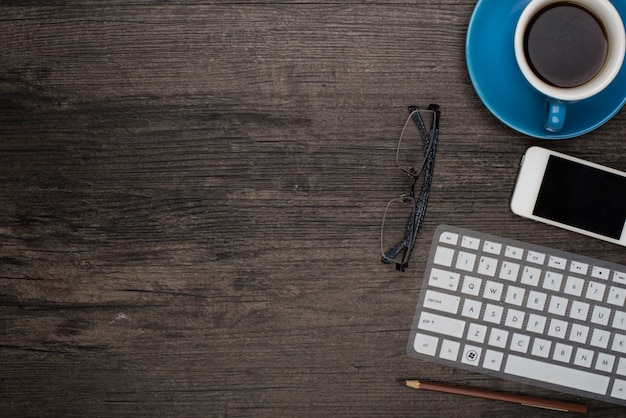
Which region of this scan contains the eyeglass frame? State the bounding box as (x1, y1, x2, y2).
(381, 104, 440, 271)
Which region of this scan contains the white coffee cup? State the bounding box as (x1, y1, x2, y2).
(514, 0, 625, 132)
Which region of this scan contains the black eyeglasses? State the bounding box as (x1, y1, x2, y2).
(381, 104, 440, 271)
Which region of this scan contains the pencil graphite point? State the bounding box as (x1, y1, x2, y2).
(404, 380, 421, 390)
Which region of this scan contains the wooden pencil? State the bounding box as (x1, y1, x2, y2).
(404, 380, 587, 414)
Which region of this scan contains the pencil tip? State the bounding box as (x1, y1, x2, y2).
(404, 380, 421, 389)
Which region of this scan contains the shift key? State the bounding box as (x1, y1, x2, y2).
(417, 311, 466, 338)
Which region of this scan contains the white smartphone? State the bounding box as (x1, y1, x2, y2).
(511, 146, 626, 246)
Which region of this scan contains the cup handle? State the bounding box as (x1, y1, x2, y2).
(545, 100, 566, 132)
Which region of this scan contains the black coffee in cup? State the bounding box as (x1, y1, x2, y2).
(523, 2, 608, 88)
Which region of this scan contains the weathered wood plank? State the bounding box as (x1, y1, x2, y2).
(1, 1, 625, 416)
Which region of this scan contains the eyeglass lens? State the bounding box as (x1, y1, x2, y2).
(396, 109, 436, 177)
(381, 196, 418, 267)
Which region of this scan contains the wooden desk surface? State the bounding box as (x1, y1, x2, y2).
(1, 1, 626, 416)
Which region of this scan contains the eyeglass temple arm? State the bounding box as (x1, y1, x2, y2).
(405, 105, 439, 265)
(397, 200, 420, 270)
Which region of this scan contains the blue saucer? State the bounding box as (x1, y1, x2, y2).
(466, 0, 626, 139)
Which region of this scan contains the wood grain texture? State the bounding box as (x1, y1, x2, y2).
(1, 1, 626, 416)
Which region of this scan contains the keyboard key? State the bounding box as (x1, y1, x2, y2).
(483, 281, 503, 301)
(570, 300, 590, 321)
(482, 240, 501, 255)
(510, 333, 530, 353)
(592, 266, 610, 280)
(570, 261, 588, 275)
(611, 379, 626, 400)
(591, 306, 611, 326)
(591, 328, 610, 349)
(417, 312, 465, 338)
(548, 255, 567, 269)
(433, 246, 455, 267)
(488, 328, 509, 348)
(439, 339, 460, 362)
(614, 271, 626, 285)
(483, 350, 504, 371)
(553, 343, 573, 363)
(461, 276, 483, 296)
(527, 290, 547, 311)
(483, 304, 504, 324)
(542, 271, 563, 291)
(456, 251, 476, 272)
(505, 309, 525, 329)
(505, 355, 610, 395)
(461, 345, 482, 366)
(423, 290, 461, 314)
(609, 286, 626, 306)
(461, 299, 482, 319)
(564, 276, 584, 297)
(531, 338, 552, 358)
(439, 231, 458, 245)
(526, 314, 547, 334)
(526, 250, 545, 265)
(616, 358, 626, 376)
(429, 268, 460, 291)
(461, 235, 480, 250)
(612, 334, 626, 354)
(596, 353, 615, 373)
(547, 319, 568, 339)
(569, 323, 589, 344)
(413, 333, 439, 356)
(614, 311, 626, 331)
(461, 276, 481, 296)
(504, 286, 525, 306)
(547, 295, 568, 316)
(505, 245, 523, 260)
(467, 323, 487, 343)
(499, 261, 520, 281)
(574, 347, 594, 368)
(477, 256, 498, 277)
(586, 281, 606, 302)
(520, 266, 541, 286)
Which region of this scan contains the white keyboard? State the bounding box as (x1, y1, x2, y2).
(407, 224, 626, 406)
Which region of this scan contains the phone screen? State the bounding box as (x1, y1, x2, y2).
(533, 155, 626, 239)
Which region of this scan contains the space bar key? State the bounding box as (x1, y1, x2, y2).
(504, 354, 610, 395)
